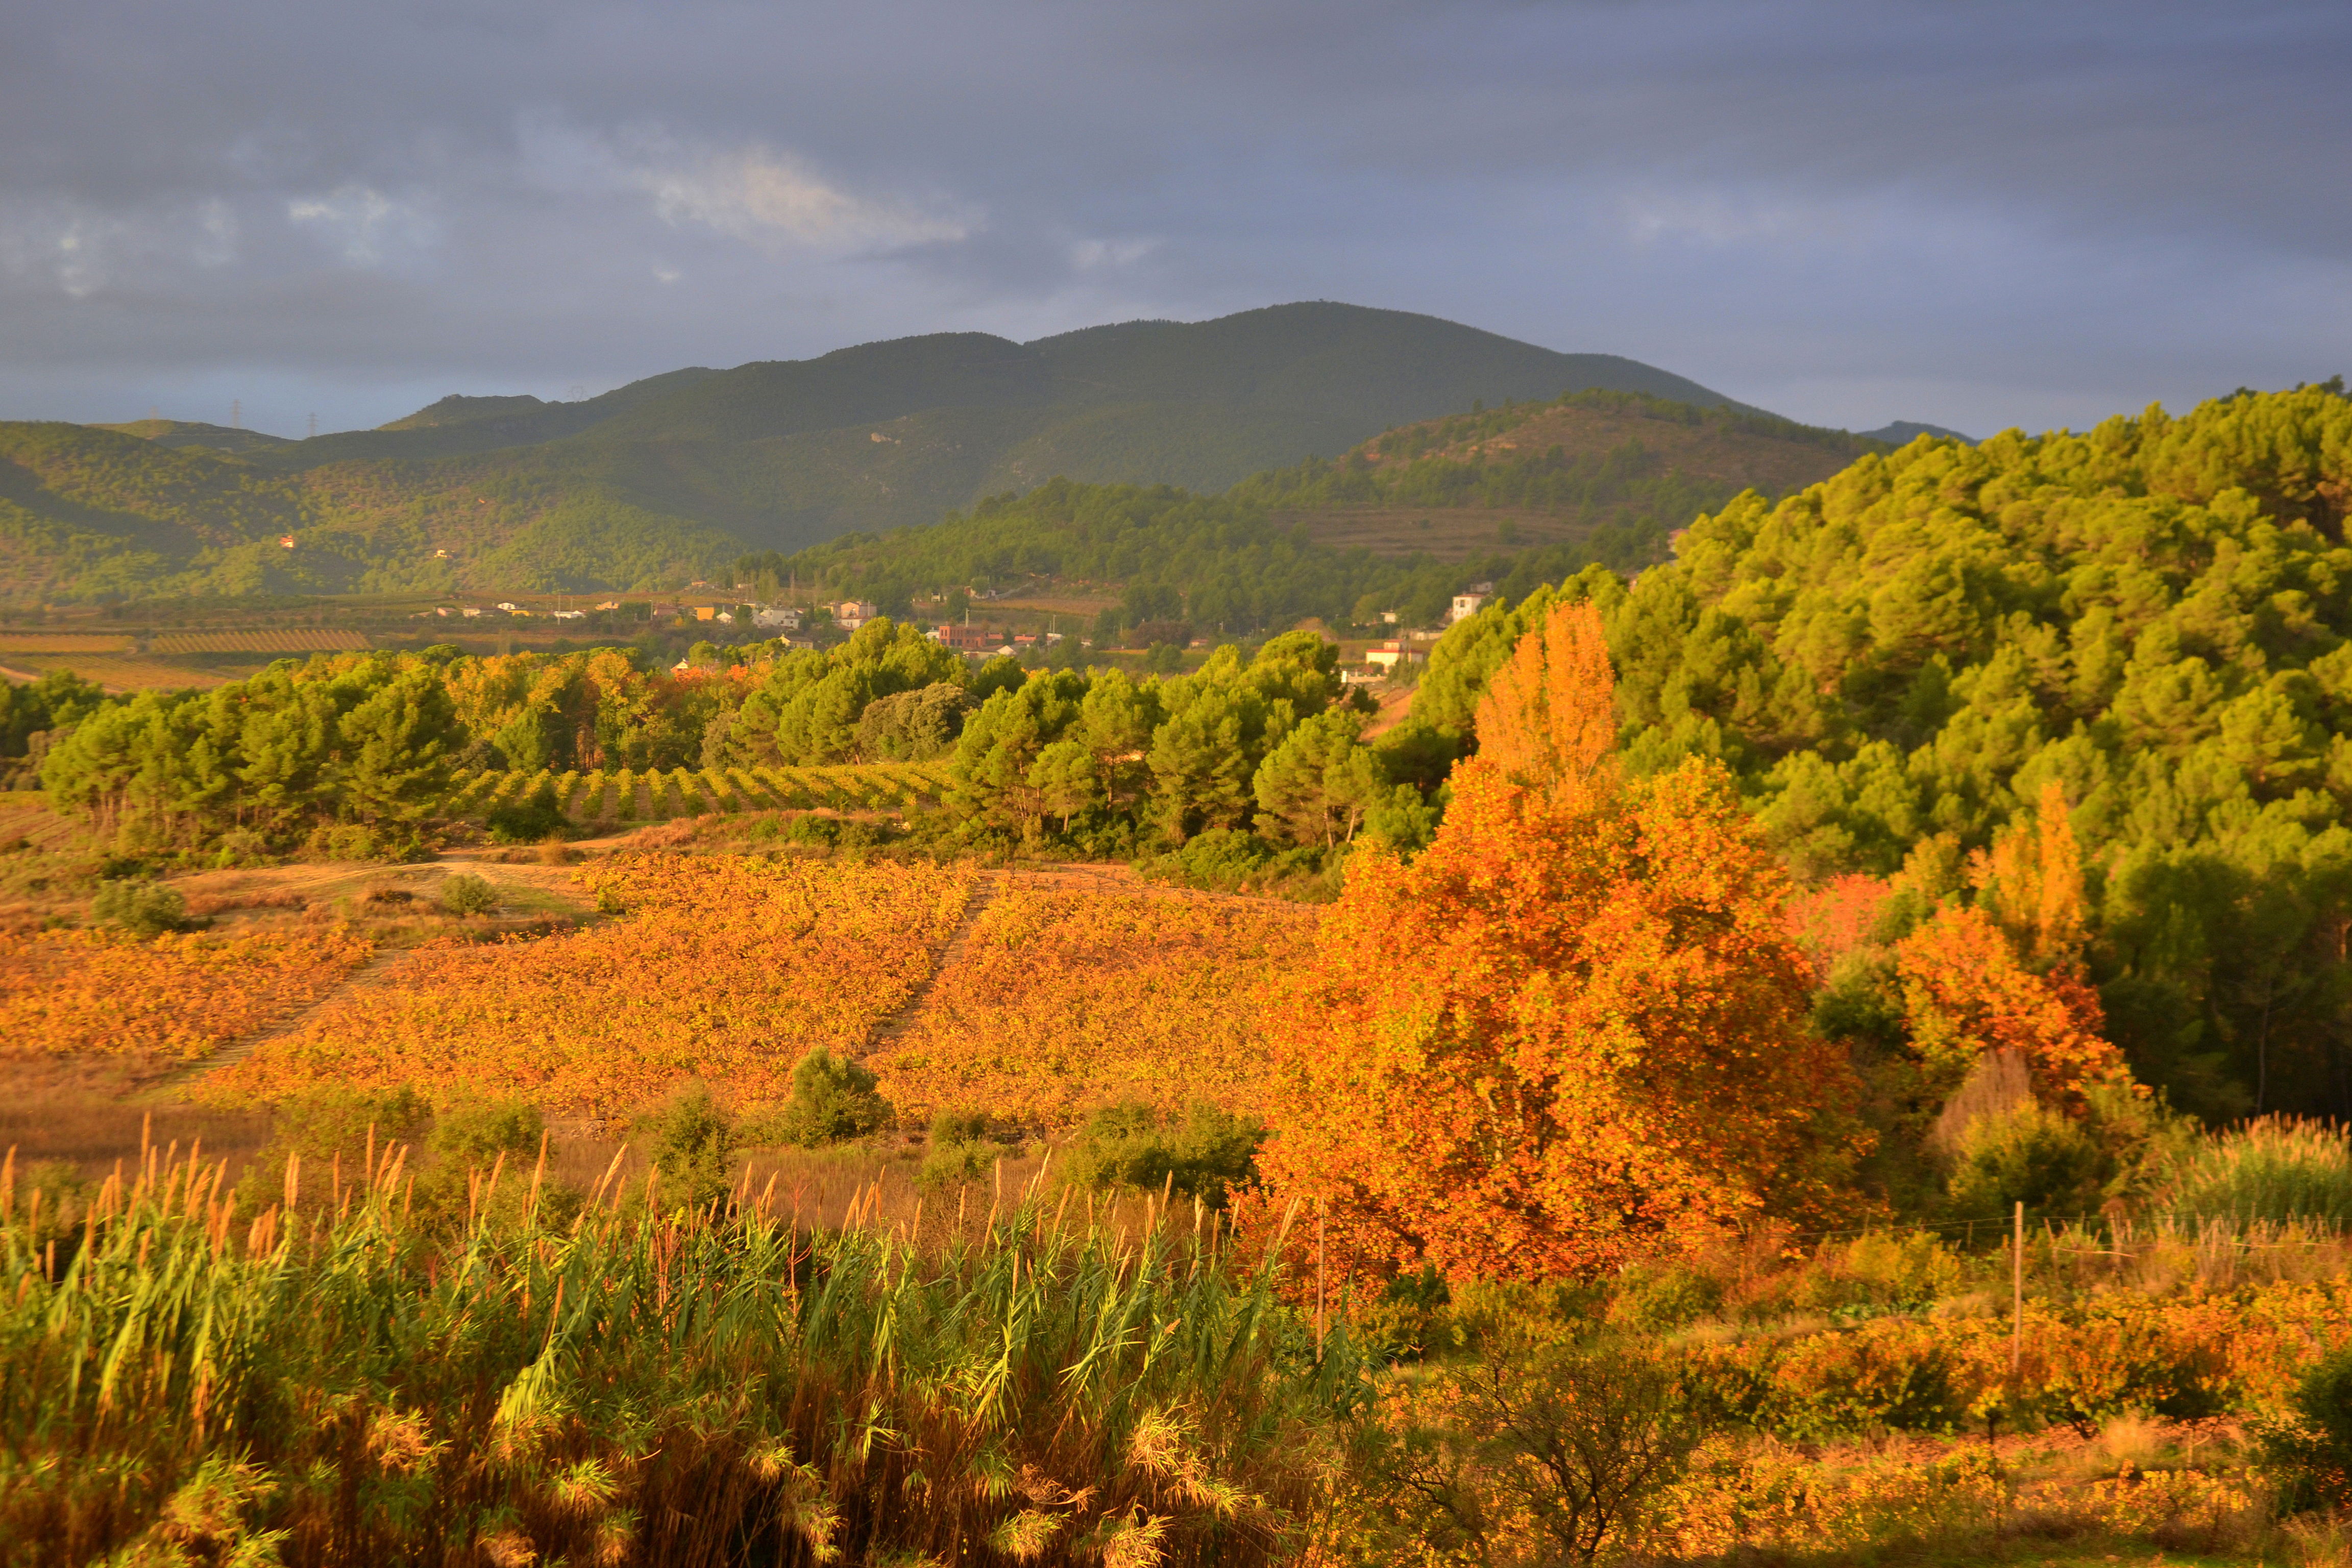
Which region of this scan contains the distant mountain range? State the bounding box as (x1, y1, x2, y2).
(0, 302, 1943, 601)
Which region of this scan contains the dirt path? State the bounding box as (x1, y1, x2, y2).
(862, 871, 1004, 1054)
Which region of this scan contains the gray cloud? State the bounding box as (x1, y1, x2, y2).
(0, 0, 2344, 439)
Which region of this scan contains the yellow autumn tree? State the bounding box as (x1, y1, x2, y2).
(1894, 780, 2126, 1106)
(1258, 602, 1863, 1281)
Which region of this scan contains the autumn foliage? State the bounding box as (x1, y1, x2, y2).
(1894, 781, 2126, 1105)
(1259, 601, 1862, 1281)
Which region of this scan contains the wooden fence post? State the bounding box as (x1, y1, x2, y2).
(2012, 1199, 2025, 1377)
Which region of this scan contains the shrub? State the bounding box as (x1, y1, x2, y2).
(428, 1096, 546, 1166)
(1349, 1341, 1701, 1565)
(1061, 1100, 1265, 1207)
(1608, 1263, 1725, 1333)
(1944, 1099, 2109, 1219)
(436, 874, 497, 916)
(635, 1086, 737, 1211)
(486, 781, 571, 845)
(2161, 1117, 2352, 1226)
(2258, 1346, 2352, 1513)
(752, 1046, 892, 1148)
(303, 822, 421, 862)
(1357, 1264, 1454, 1361)
(91, 879, 189, 937)
(917, 1108, 1012, 1189)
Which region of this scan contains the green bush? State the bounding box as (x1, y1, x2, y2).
(436, 873, 498, 916)
(631, 1087, 737, 1212)
(1943, 1099, 2109, 1219)
(916, 1108, 1014, 1190)
(745, 1047, 892, 1148)
(486, 780, 570, 845)
(1606, 1263, 1725, 1334)
(90, 879, 189, 937)
(2259, 1346, 2352, 1513)
(1357, 1264, 1454, 1361)
(2161, 1116, 2352, 1225)
(428, 1096, 546, 1166)
(1061, 1100, 1265, 1207)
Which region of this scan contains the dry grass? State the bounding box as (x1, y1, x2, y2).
(0, 1090, 272, 1178)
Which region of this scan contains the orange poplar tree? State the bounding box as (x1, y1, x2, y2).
(1893, 780, 2125, 1105)
(1258, 601, 1863, 1282)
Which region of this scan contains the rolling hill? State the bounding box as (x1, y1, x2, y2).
(2, 302, 1850, 602)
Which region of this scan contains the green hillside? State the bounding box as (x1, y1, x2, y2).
(1418, 381, 2352, 1118)
(0, 304, 1783, 599)
(767, 388, 1896, 630)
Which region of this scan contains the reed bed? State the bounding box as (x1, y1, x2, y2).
(0, 1136, 1352, 1567)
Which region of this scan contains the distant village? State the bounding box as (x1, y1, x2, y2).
(411, 581, 1499, 684)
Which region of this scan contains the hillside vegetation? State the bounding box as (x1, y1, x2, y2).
(1415, 382, 2352, 1124)
(2, 304, 1791, 602)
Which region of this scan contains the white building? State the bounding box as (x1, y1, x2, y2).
(1448, 590, 1490, 624)
(1366, 641, 1426, 670)
(836, 599, 879, 630)
(551, 609, 586, 621)
(753, 605, 802, 631)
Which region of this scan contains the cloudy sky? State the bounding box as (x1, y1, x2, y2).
(2, 0, 2344, 440)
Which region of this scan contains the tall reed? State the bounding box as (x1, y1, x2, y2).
(0, 1140, 1353, 1566)
(2160, 1116, 2352, 1226)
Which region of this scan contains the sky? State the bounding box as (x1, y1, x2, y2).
(2, 0, 2345, 442)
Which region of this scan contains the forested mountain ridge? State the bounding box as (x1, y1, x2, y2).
(773, 388, 1894, 629)
(1418, 383, 2352, 1119)
(1228, 387, 1884, 564)
(2, 304, 1775, 600)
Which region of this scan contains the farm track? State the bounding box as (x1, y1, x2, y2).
(862, 873, 1002, 1054)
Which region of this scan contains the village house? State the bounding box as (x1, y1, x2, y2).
(931, 623, 999, 653)
(836, 600, 880, 630)
(1448, 583, 1494, 624)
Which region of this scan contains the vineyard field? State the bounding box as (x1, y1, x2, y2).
(868, 884, 1317, 1128)
(0, 633, 133, 653)
(439, 760, 956, 821)
(0, 926, 375, 1066)
(146, 630, 372, 654)
(0, 654, 256, 691)
(205, 855, 977, 1111)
